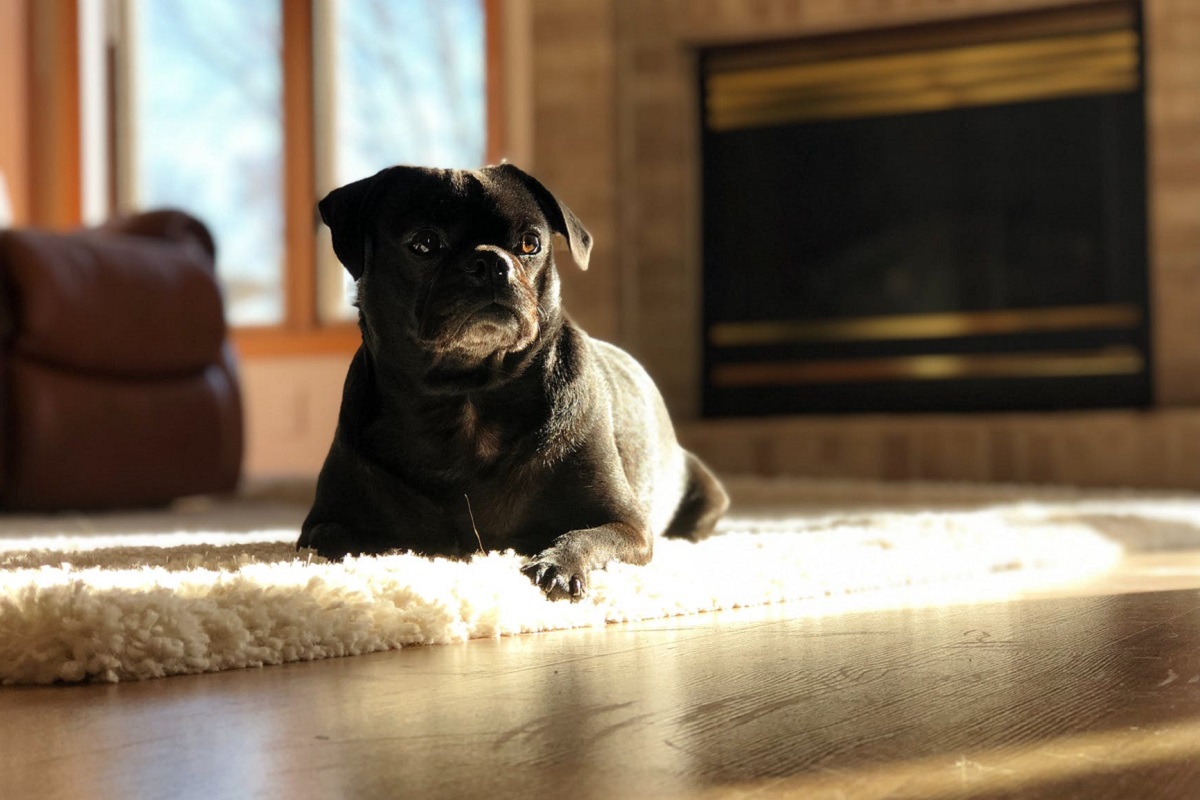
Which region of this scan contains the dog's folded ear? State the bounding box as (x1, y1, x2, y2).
(318, 167, 396, 280)
(488, 164, 593, 271)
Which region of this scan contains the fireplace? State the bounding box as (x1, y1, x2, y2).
(528, 0, 1200, 488)
(699, 2, 1151, 416)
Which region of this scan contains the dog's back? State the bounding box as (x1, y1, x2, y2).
(589, 338, 690, 535)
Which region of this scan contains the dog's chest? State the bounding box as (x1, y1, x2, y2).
(375, 399, 507, 473)
(458, 401, 503, 464)
(412, 401, 541, 543)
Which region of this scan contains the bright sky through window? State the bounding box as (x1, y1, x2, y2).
(127, 0, 486, 327)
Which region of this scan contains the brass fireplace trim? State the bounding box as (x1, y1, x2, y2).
(709, 304, 1143, 348)
(706, 30, 1138, 130)
(710, 346, 1145, 388)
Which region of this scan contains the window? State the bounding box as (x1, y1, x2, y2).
(112, 0, 493, 345)
(315, 0, 486, 321)
(121, 1, 286, 325)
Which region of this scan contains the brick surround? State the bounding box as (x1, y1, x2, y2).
(530, 0, 1200, 489)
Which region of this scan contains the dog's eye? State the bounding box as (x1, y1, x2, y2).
(518, 232, 541, 256)
(408, 229, 444, 256)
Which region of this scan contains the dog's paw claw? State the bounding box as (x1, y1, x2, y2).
(520, 562, 547, 585)
(522, 556, 587, 602)
(299, 523, 353, 561)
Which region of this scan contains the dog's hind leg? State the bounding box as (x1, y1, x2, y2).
(664, 451, 729, 541)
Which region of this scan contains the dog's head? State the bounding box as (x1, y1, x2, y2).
(319, 164, 591, 383)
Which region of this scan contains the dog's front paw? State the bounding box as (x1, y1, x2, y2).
(521, 550, 588, 602)
(298, 522, 358, 561)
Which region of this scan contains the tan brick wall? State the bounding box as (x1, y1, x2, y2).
(680, 409, 1200, 490)
(1145, 0, 1200, 403)
(529, 0, 619, 343)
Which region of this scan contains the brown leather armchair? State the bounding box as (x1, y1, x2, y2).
(0, 210, 243, 510)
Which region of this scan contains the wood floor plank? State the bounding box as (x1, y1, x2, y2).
(4, 584, 1200, 799)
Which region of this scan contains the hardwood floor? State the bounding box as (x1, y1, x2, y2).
(3, 551, 1200, 799)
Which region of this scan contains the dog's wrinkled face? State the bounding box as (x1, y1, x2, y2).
(319, 164, 591, 375)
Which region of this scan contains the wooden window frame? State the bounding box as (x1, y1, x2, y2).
(18, 0, 503, 359)
(25, 0, 82, 231)
(241, 0, 505, 357)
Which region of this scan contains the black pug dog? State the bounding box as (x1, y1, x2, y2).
(298, 163, 729, 600)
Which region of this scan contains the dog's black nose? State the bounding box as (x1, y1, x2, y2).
(491, 257, 510, 284)
(468, 251, 511, 286)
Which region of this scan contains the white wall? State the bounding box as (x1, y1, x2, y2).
(239, 354, 351, 478)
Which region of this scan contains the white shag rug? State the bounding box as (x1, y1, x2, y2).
(8, 479, 1195, 686)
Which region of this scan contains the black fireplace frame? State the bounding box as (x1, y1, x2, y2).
(698, 1, 1152, 417)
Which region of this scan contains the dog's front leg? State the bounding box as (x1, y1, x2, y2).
(521, 521, 651, 602)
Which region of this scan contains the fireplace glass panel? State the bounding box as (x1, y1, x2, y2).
(700, 2, 1150, 416)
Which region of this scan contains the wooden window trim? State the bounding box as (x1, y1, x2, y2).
(485, 0, 506, 165)
(246, 0, 504, 359)
(27, 0, 81, 230)
(231, 324, 364, 358)
(23, 0, 502, 361)
(252, 0, 503, 359)
(282, 1, 318, 334)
